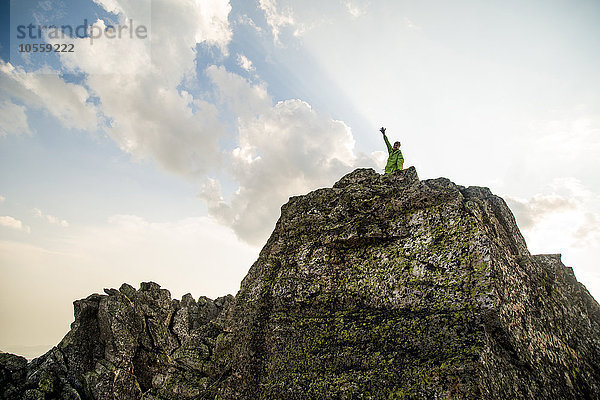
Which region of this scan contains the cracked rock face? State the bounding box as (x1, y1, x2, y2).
(2, 167, 599, 399)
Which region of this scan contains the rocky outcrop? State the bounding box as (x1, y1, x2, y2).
(214, 167, 600, 399)
(2, 167, 599, 399)
(1, 282, 233, 399)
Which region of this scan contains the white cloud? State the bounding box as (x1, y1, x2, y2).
(227, 99, 361, 243)
(257, 1, 370, 42)
(0, 101, 32, 136)
(237, 54, 255, 72)
(0, 62, 99, 132)
(203, 65, 376, 244)
(343, 0, 370, 18)
(0, 195, 5, 203)
(40, 0, 234, 177)
(0, 216, 31, 233)
(32, 208, 70, 227)
(507, 178, 600, 250)
(371, 150, 387, 170)
(549, 177, 595, 201)
(259, 0, 295, 44)
(91, 0, 233, 58)
(236, 14, 263, 33)
(206, 65, 271, 117)
(88, 70, 225, 176)
(506, 194, 576, 230)
(92, 0, 124, 15)
(1, 0, 234, 179)
(572, 213, 599, 242)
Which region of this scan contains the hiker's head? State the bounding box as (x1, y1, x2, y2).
(393, 141, 401, 150)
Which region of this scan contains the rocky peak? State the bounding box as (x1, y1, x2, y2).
(2, 167, 599, 399)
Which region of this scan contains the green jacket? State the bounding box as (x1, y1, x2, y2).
(383, 134, 404, 174)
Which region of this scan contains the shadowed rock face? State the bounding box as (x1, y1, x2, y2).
(2, 167, 599, 399)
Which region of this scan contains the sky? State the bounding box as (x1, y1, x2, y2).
(0, 0, 599, 359)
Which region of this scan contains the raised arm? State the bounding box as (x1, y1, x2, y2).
(380, 127, 393, 154)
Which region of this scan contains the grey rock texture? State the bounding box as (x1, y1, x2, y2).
(2, 167, 599, 399)
(1, 282, 233, 399)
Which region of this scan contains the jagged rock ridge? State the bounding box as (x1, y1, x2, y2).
(2, 167, 599, 399)
(1, 283, 233, 399)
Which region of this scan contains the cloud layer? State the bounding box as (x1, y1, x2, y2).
(2, 0, 377, 245)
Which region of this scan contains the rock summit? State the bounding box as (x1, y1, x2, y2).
(2, 167, 599, 399)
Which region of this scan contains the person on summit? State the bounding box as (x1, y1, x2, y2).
(380, 127, 404, 174)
